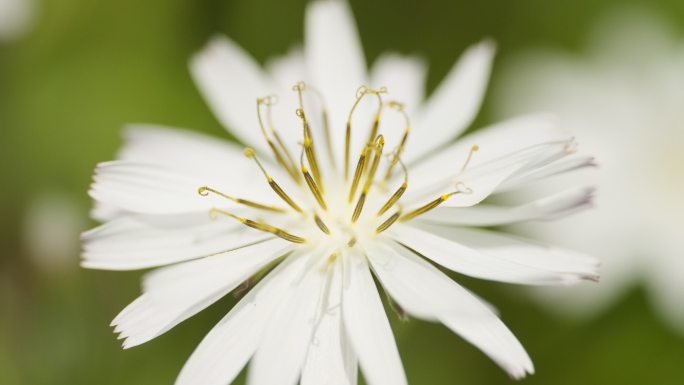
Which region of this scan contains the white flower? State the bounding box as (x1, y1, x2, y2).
(0, 0, 34, 41)
(83, 1, 599, 384)
(494, 8, 684, 333)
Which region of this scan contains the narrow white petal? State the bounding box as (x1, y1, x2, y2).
(367, 242, 534, 379)
(82, 216, 270, 270)
(301, 260, 358, 385)
(175, 254, 309, 385)
(370, 53, 427, 113)
(305, 0, 367, 167)
(403, 114, 573, 206)
(498, 155, 597, 192)
(418, 186, 595, 226)
(342, 253, 407, 385)
(388, 224, 594, 285)
(112, 239, 291, 349)
(120, 126, 246, 180)
(190, 35, 274, 154)
(88, 161, 220, 215)
(415, 223, 600, 281)
(247, 254, 329, 385)
(404, 40, 496, 163)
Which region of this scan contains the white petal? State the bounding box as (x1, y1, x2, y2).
(404, 114, 573, 205)
(418, 186, 595, 226)
(388, 224, 595, 285)
(266, 46, 308, 88)
(190, 35, 274, 154)
(82, 216, 271, 270)
(301, 260, 358, 385)
(342, 253, 407, 385)
(112, 239, 291, 349)
(175, 253, 309, 385)
(370, 53, 426, 113)
(305, 0, 367, 167)
(403, 40, 496, 163)
(497, 155, 596, 192)
(247, 253, 328, 385)
(118, 125, 261, 193)
(367, 242, 534, 379)
(89, 161, 219, 215)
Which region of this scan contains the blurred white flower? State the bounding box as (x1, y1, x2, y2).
(22, 191, 84, 273)
(83, 1, 599, 384)
(495, 9, 684, 332)
(0, 0, 34, 41)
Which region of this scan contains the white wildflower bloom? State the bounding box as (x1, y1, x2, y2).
(0, 0, 34, 41)
(84, 1, 599, 384)
(494, 8, 684, 333)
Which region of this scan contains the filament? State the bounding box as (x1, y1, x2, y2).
(209, 208, 306, 244)
(197, 186, 286, 213)
(377, 158, 408, 216)
(294, 82, 324, 190)
(351, 135, 384, 222)
(345, 86, 387, 180)
(398, 183, 472, 223)
(256, 96, 300, 182)
(244, 148, 303, 213)
(300, 147, 327, 211)
(383, 101, 410, 181)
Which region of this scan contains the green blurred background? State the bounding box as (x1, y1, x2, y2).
(1, 0, 683, 384)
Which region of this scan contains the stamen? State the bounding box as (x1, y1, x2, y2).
(256, 96, 300, 182)
(197, 186, 286, 213)
(314, 214, 330, 235)
(459, 145, 480, 174)
(345, 86, 387, 180)
(376, 210, 401, 233)
(293, 82, 336, 171)
(348, 145, 369, 202)
(377, 158, 408, 216)
(351, 136, 384, 223)
(209, 208, 306, 244)
(347, 237, 357, 248)
(398, 183, 472, 223)
(300, 147, 327, 211)
(383, 101, 410, 181)
(293, 83, 324, 190)
(244, 148, 303, 213)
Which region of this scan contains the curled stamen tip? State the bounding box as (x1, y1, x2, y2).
(355, 85, 368, 98)
(388, 101, 405, 110)
(243, 148, 255, 157)
(378, 86, 388, 94)
(259, 94, 278, 105)
(198, 186, 209, 196)
(376, 135, 385, 146)
(455, 182, 473, 194)
(295, 108, 305, 119)
(208, 208, 219, 220)
(292, 81, 306, 91)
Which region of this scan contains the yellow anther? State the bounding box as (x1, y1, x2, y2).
(314, 214, 330, 235)
(376, 210, 401, 233)
(345, 85, 387, 180)
(245, 148, 303, 213)
(398, 184, 471, 223)
(209, 208, 306, 244)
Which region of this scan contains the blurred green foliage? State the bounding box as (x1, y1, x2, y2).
(1, 0, 684, 384)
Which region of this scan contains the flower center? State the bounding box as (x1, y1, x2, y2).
(198, 83, 476, 251)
